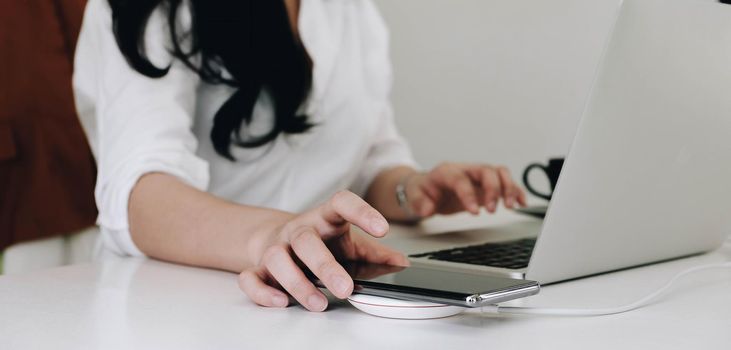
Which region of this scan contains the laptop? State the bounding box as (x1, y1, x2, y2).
(406, 0, 731, 284)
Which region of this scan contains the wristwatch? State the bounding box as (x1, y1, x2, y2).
(395, 173, 418, 219)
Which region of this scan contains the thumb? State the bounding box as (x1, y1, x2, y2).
(409, 186, 436, 218)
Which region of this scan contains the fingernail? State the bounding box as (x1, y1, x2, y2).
(471, 203, 480, 213)
(308, 294, 327, 311)
(272, 295, 288, 307)
(333, 276, 351, 296)
(488, 201, 497, 212)
(371, 218, 388, 234)
(506, 198, 514, 208)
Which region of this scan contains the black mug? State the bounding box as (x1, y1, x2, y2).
(522, 158, 564, 201)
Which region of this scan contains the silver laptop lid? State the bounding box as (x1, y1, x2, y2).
(526, 0, 731, 283)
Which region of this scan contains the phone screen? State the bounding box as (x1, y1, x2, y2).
(309, 261, 540, 307)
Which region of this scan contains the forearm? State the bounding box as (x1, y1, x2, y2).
(128, 173, 293, 272)
(364, 166, 419, 222)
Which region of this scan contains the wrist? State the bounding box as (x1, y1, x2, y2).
(364, 166, 421, 221)
(395, 172, 421, 221)
(244, 207, 296, 267)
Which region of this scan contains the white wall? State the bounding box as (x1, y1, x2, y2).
(374, 0, 621, 189)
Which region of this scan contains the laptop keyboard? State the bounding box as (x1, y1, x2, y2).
(409, 238, 537, 269)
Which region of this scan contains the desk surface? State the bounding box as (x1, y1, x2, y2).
(2, 210, 730, 350)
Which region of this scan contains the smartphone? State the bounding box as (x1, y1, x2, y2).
(307, 261, 540, 307)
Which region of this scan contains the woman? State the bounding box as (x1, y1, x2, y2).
(73, 0, 527, 312)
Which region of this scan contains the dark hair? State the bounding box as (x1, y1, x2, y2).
(108, 0, 313, 160)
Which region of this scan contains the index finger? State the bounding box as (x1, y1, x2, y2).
(318, 191, 389, 238)
(290, 228, 354, 299)
(432, 165, 480, 214)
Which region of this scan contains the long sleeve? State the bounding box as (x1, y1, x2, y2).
(349, 0, 419, 196)
(73, 0, 209, 256)
(349, 104, 419, 196)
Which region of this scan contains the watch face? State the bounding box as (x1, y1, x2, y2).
(396, 175, 417, 218)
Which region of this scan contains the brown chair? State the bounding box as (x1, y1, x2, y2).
(0, 0, 96, 254)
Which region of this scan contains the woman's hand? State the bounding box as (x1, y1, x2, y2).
(238, 191, 408, 312)
(406, 163, 527, 218)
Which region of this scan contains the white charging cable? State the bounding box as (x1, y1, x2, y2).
(480, 261, 731, 316)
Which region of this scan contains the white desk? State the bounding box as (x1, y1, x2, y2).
(2, 210, 730, 350)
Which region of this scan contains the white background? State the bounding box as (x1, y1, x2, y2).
(374, 0, 622, 191)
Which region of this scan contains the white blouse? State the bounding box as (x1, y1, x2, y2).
(73, 0, 417, 256)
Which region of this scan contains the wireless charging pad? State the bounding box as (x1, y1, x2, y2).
(347, 294, 466, 320)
